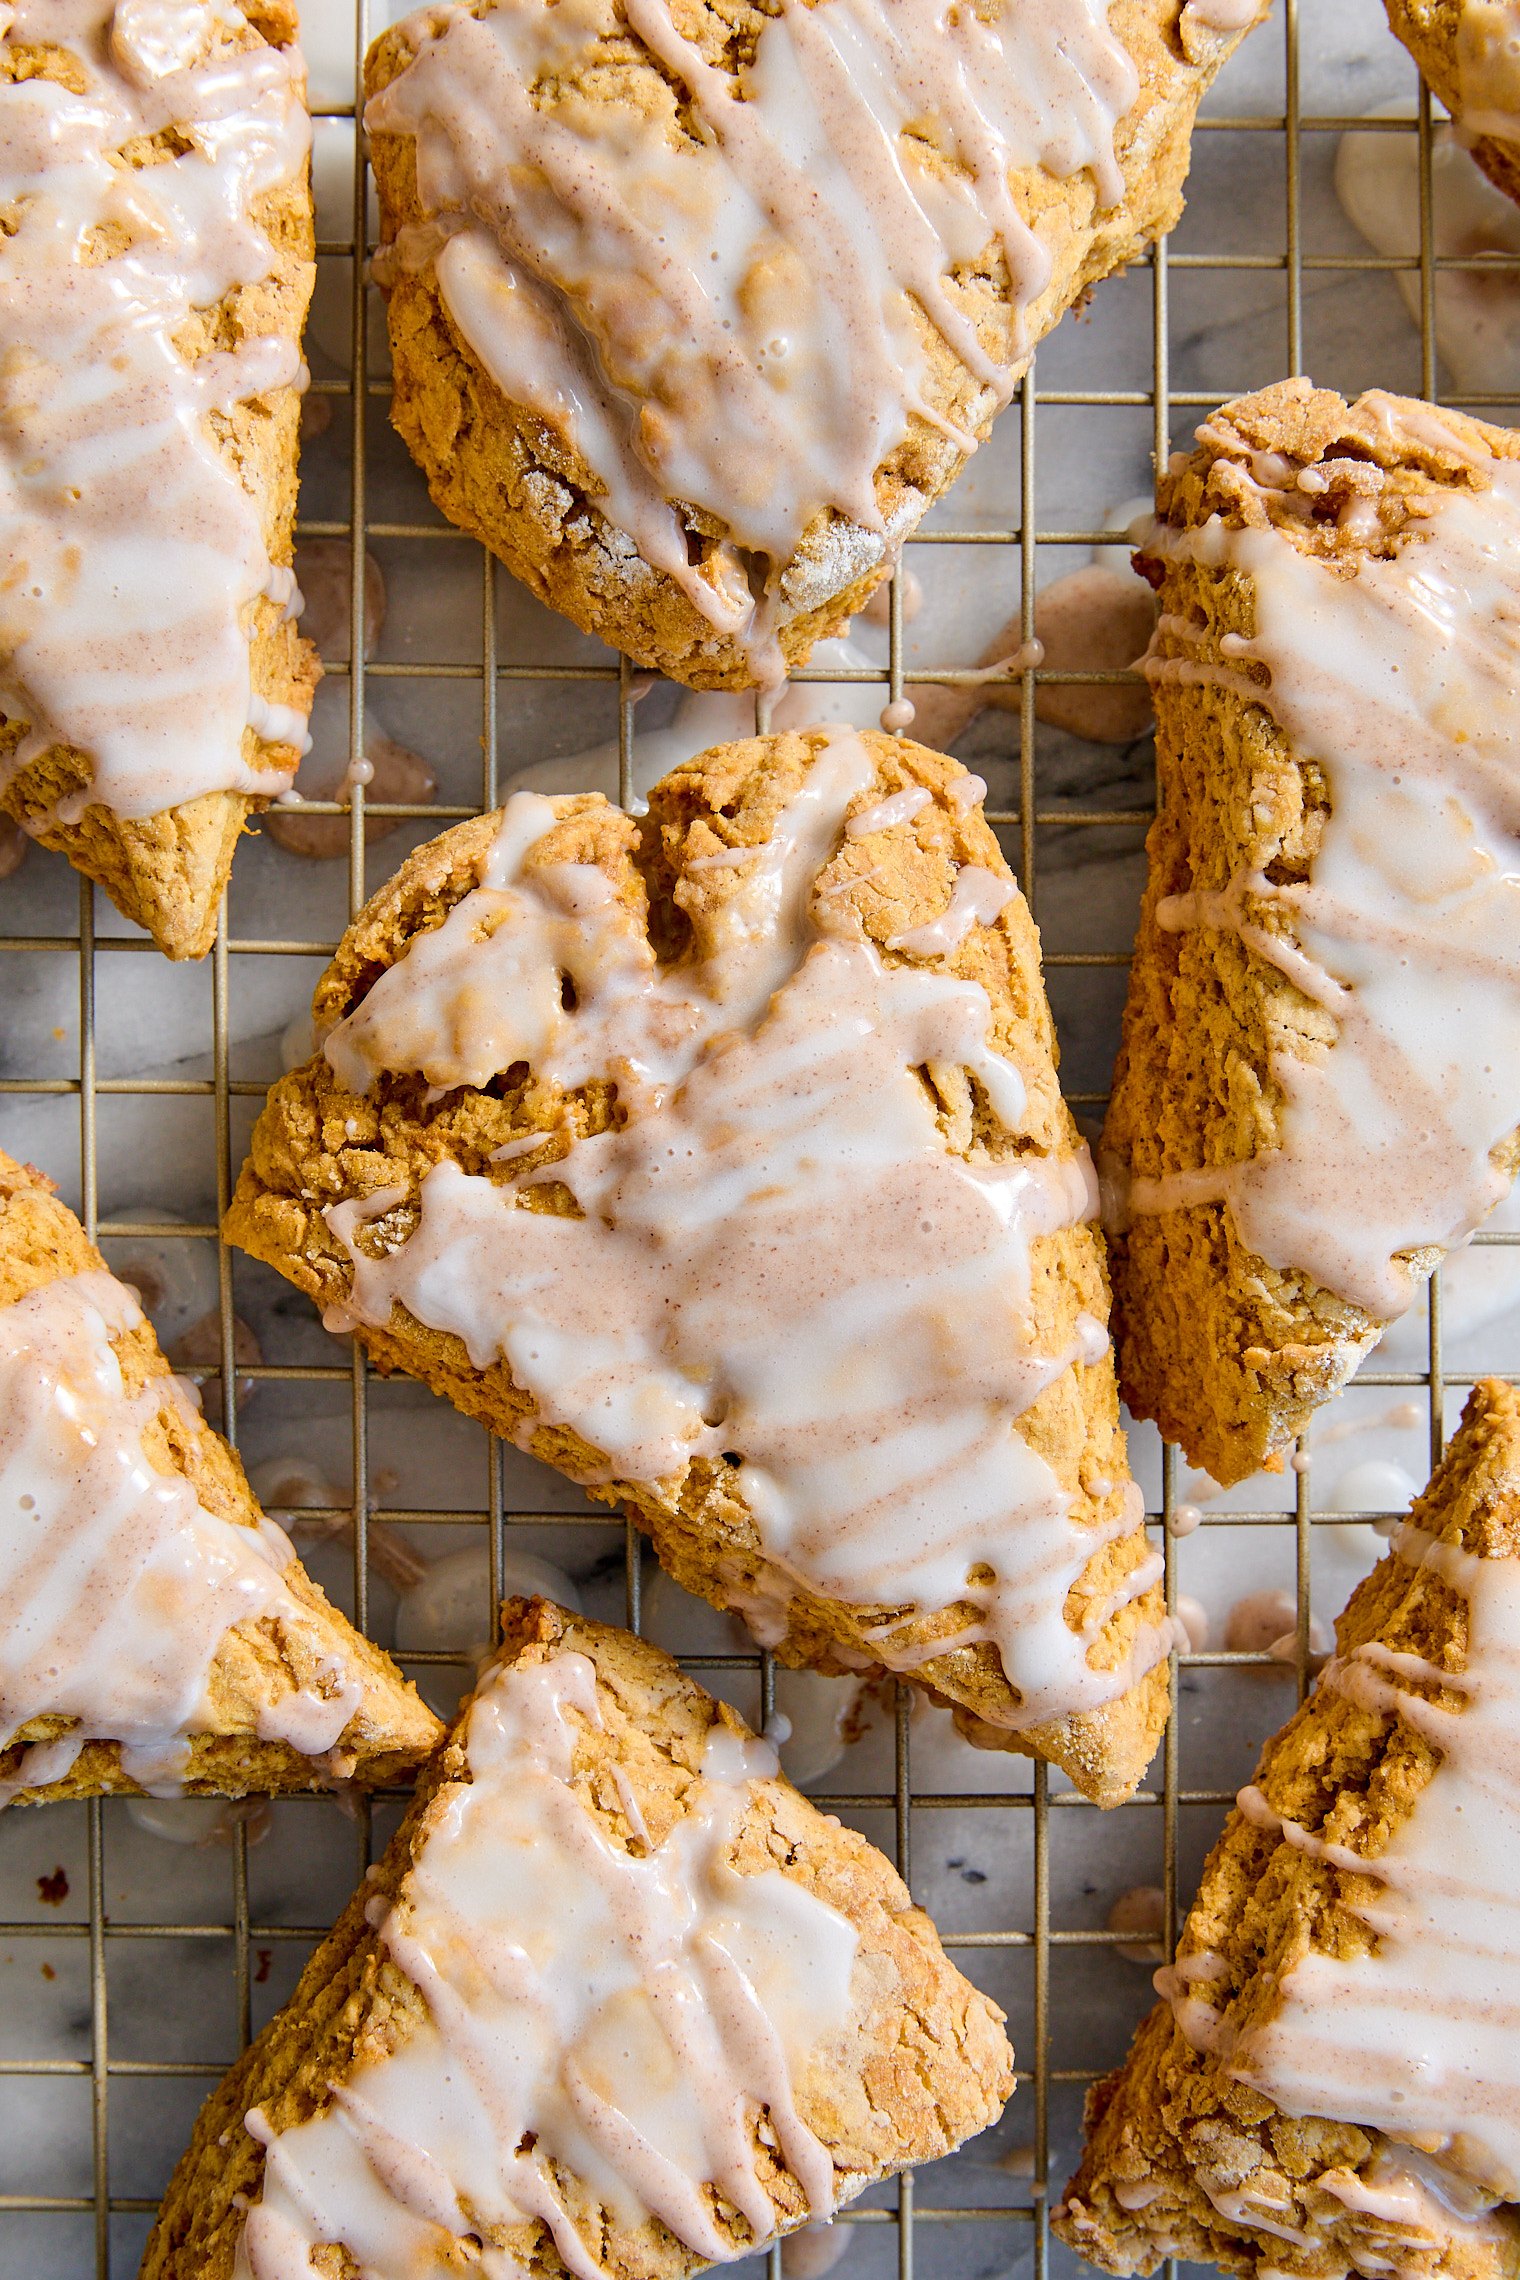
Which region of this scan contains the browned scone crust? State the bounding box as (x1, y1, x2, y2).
(0, 1149, 441, 1799)
(225, 728, 1169, 1804)
(1102, 381, 1520, 1487)
(362, 0, 1263, 690)
(142, 1596, 1015, 2280)
(1055, 1378, 1520, 2280)
(1383, 1, 1520, 209)
(0, 0, 319, 961)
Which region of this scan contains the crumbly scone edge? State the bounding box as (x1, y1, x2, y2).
(140, 1596, 1015, 2280)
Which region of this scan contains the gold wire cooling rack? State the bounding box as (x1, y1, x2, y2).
(2, 1, 1519, 2272)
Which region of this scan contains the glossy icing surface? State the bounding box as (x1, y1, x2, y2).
(236, 1652, 858, 2278)
(0, 0, 311, 822)
(1122, 402, 1520, 1321)
(0, 1270, 359, 1796)
(319, 733, 1163, 1731)
(367, 0, 1139, 678)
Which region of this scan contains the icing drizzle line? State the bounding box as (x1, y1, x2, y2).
(0, 0, 312, 822)
(0, 1270, 361, 1796)
(1113, 399, 1520, 1322)
(366, 0, 1139, 680)
(235, 1652, 858, 2278)
(319, 731, 1166, 1731)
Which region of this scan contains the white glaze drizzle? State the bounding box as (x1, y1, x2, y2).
(1158, 1522, 1520, 2207)
(366, 0, 1140, 680)
(0, 1270, 361, 1796)
(0, 0, 311, 822)
(888, 863, 1013, 957)
(1457, 1, 1520, 146)
(1117, 402, 1520, 1321)
(234, 1652, 857, 2279)
(321, 734, 1164, 1730)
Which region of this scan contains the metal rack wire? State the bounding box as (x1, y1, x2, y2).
(2, 1, 1518, 2273)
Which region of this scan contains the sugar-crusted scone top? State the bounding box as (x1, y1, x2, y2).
(266, 728, 1168, 1783)
(0, 0, 312, 825)
(363, 0, 1262, 685)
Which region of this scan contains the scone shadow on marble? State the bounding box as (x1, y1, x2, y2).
(141, 1596, 1015, 2280)
(0, 1150, 441, 1802)
(361, 0, 1263, 688)
(1056, 1377, 1520, 2280)
(226, 726, 1171, 1805)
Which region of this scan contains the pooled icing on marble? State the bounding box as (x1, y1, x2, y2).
(1158, 1523, 1520, 2211)
(1118, 399, 1520, 1322)
(0, 1270, 361, 1796)
(321, 733, 1163, 1729)
(0, 0, 311, 823)
(1458, 1, 1520, 146)
(366, 0, 1140, 681)
(234, 1652, 857, 2279)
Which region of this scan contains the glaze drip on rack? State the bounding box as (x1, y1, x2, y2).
(235, 1652, 857, 2278)
(1114, 398, 1520, 1321)
(0, 0, 310, 821)
(0, 1270, 361, 1796)
(367, 0, 1139, 679)
(321, 732, 1165, 1730)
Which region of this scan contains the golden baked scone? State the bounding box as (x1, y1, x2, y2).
(0, 1150, 440, 1801)
(225, 727, 1172, 1804)
(0, 0, 319, 960)
(361, 0, 1264, 690)
(1384, 2, 1520, 208)
(1056, 1379, 1520, 2280)
(1101, 382, 1520, 1486)
(142, 1597, 1015, 2280)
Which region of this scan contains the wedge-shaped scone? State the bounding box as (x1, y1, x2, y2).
(227, 727, 1171, 1803)
(362, 0, 1263, 690)
(143, 1598, 1014, 2280)
(1384, 2, 1520, 208)
(1056, 1378, 1520, 2280)
(0, 1150, 440, 1802)
(1101, 382, 1520, 1486)
(0, 0, 319, 959)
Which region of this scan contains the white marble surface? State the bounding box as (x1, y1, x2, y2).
(2, 2, 1518, 2274)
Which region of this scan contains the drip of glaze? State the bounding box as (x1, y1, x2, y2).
(1117, 399, 1520, 1321)
(0, 1271, 361, 1797)
(320, 733, 1164, 1731)
(0, 0, 311, 821)
(1174, 1525, 1520, 2207)
(233, 1654, 857, 2279)
(366, 0, 1139, 683)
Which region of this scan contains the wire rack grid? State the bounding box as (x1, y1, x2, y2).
(1, 0, 1517, 2273)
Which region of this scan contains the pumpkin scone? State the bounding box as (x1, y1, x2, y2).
(142, 1598, 1014, 2280)
(226, 727, 1172, 1805)
(0, 1150, 440, 1803)
(1056, 1378, 1520, 2280)
(0, 0, 319, 960)
(1383, 2, 1520, 209)
(1101, 382, 1520, 1486)
(361, 0, 1265, 689)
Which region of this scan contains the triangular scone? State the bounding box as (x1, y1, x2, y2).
(1383, 2, 1520, 209)
(1055, 1378, 1520, 2280)
(0, 1151, 441, 1801)
(0, 1, 319, 961)
(362, 0, 1263, 690)
(226, 727, 1171, 1804)
(1101, 382, 1520, 1485)
(142, 1598, 1014, 2280)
